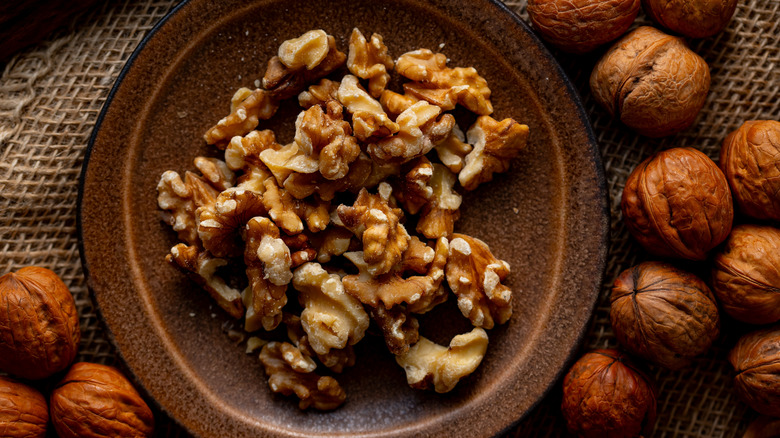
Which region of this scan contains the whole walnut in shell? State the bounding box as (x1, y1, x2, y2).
(621, 147, 733, 260)
(712, 224, 780, 325)
(527, 0, 640, 54)
(719, 120, 780, 221)
(562, 349, 657, 438)
(643, 0, 738, 38)
(0, 376, 48, 438)
(610, 262, 720, 370)
(590, 26, 710, 137)
(729, 326, 780, 417)
(0, 266, 80, 380)
(50, 362, 155, 438)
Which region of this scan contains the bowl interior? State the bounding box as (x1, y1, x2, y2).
(79, 0, 607, 436)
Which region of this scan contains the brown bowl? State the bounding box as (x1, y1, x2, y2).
(78, 0, 608, 436)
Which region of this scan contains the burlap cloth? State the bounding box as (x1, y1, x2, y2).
(1, 0, 778, 436)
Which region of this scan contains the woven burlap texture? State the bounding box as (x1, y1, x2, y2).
(0, 0, 778, 436)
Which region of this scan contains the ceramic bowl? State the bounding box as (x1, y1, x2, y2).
(78, 0, 608, 436)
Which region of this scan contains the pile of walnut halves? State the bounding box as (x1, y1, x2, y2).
(157, 28, 529, 410)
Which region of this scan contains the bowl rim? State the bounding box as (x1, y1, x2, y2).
(76, 0, 608, 436)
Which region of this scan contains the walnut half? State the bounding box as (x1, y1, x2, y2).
(395, 327, 488, 393)
(446, 234, 512, 329)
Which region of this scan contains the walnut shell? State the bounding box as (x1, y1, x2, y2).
(527, 0, 640, 54)
(590, 26, 710, 137)
(0, 266, 80, 380)
(712, 224, 780, 325)
(0, 376, 48, 438)
(610, 262, 720, 370)
(621, 147, 733, 260)
(719, 120, 780, 221)
(50, 362, 155, 438)
(562, 349, 657, 438)
(643, 0, 737, 38)
(728, 326, 780, 417)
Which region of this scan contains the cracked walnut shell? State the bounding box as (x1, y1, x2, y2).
(562, 349, 657, 438)
(729, 326, 780, 417)
(395, 327, 488, 393)
(0, 266, 79, 380)
(259, 341, 346, 410)
(446, 234, 512, 329)
(720, 120, 780, 221)
(50, 362, 154, 438)
(293, 262, 369, 355)
(621, 147, 733, 260)
(590, 26, 710, 137)
(0, 376, 48, 438)
(527, 0, 640, 54)
(459, 115, 529, 191)
(712, 224, 780, 325)
(610, 262, 720, 370)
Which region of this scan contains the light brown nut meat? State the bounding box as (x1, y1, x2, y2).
(347, 28, 394, 98)
(396, 49, 493, 115)
(283, 151, 374, 200)
(446, 234, 512, 329)
(196, 188, 267, 258)
(278, 29, 330, 70)
(459, 115, 529, 191)
(337, 188, 411, 276)
(311, 227, 355, 263)
(281, 234, 318, 268)
(293, 262, 369, 355)
(224, 129, 281, 172)
(284, 314, 357, 373)
(298, 78, 341, 108)
(406, 238, 450, 314)
(369, 305, 420, 355)
(337, 74, 400, 142)
(391, 157, 434, 215)
(193, 157, 235, 191)
(166, 243, 244, 319)
(203, 88, 279, 148)
(342, 237, 448, 310)
(262, 178, 330, 234)
(259, 142, 319, 186)
(259, 341, 346, 410)
(243, 217, 291, 332)
(379, 89, 419, 118)
(435, 123, 472, 173)
(294, 101, 361, 180)
(395, 327, 488, 393)
(157, 170, 219, 245)
(263, 34, 346, 101)
(0, 376, 48, 437)
(417, 163, 462, 239)
(367, 101, 455, 164)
